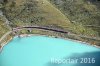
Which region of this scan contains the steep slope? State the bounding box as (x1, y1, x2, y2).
(1, 0, 98, 36)
(3, 0, 70, 28)
(48, 0, 100, 36)
(0, 17, 9, 38)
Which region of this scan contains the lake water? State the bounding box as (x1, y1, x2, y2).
(0, 36, 100, 66)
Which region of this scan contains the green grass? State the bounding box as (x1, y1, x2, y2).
(48, 0, 100, 36)
(0, 17, 9, 38)
(3, 0, 98, 36)
(4, 0, 70, 27)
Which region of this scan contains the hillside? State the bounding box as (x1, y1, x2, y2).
(0, 16, 9, 38)
(48, 0, 100, 36)
(2, 0, 70, 28)
(1, 0, 98, 35)
(0, 0, 100, 46)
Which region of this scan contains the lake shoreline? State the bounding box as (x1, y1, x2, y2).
(0, 37, 12, 53)
(0, 34, 100, 52)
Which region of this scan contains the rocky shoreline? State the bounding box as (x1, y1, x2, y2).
(0, 37, 12, 53)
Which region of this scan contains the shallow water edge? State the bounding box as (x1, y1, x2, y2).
(0, 34, 100, 53)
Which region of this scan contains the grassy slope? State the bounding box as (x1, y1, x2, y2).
(4, 0, 70, 28)
(48, 0, 100, 36)
(2, 0, 98, 36)
(0, 17, 9, 38)
(48, 0, 100, 25)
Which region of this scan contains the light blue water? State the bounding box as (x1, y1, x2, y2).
(0, 36, 100, 66)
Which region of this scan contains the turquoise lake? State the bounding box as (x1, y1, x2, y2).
(0, 36, 100, 66)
